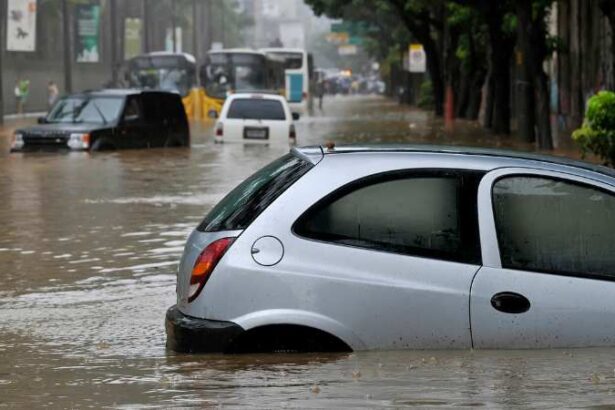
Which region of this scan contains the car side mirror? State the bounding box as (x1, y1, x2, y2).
(292, 112, 300, 121)
(208, 109, 219, 119)
(37, 116, 47, 124)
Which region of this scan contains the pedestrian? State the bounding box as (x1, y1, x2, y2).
(47, 81, 59, 110)
(316, 79, 325, 110)
(14, 78, 30, 115)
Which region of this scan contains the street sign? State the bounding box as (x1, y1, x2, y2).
(6, 0, 37, 52)
(338, 45, 358, 56)
(409, 43, 426, 73)
(326, 32, 349, 45)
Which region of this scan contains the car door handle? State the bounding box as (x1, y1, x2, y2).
(490, 292, 531, 314)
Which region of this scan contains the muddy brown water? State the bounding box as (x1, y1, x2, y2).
(1, 96, 613, 408)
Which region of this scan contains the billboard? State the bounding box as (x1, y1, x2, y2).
(75, 3, 101, 63)
(124, 18, 142, 60)
(7, 0, 37, 52)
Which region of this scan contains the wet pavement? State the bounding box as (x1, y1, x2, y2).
(0, 95, 613, 408)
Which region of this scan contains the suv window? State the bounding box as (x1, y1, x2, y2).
(227, 98, 286, 121)
(294, 171, 483, 264)
(493, 176, 615, 277)
(198, 153, 313, 232)
(123, 97, 141, 122)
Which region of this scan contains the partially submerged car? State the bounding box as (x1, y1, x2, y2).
(213, 92, 299, 144)
(166, 145, 615, 353)
(10, 89, 189, 152)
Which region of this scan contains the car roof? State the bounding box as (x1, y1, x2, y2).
(293, 144, 615, 182)
(227, 92, 287, 102)
(69, 89, 178, 98)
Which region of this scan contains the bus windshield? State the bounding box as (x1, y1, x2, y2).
(127, 55, 195, 97)
(203, 53, 268, 99)
(267, 52, 303, 70)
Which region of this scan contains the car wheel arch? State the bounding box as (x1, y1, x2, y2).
(231, 309, 366, 351)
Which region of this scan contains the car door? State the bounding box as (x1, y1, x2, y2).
(117, 96, 145, 148)
(283, 170, 484, 349)
(470, 168, 615, 348)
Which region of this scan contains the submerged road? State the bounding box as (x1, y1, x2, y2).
(0, 96, 611, 408)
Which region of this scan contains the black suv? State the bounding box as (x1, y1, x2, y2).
(10, 89, 190, 152)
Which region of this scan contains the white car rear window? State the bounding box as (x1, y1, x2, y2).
(227, 98, 286, 121)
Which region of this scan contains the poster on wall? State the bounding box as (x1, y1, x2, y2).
(124, 18, 142, 60)
(75, 3, 101, 63)
(7, 0, 37, 52)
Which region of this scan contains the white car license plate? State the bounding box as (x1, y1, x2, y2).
(244, 127, 269, 140)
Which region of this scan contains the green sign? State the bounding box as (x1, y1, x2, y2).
(124, 18, 142, 60)
(75, 2, 101, 63)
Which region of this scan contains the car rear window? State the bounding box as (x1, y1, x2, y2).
(197, 153, 313, 232)
(227, 98, 286, 121)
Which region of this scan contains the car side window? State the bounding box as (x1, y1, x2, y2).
(123, 97, 141, 122)
(294, 171, 483, 264)
(493, 176, 615, 277)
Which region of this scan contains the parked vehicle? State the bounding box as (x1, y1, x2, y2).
(166, 145, 615, 353)
(213, 93, 298, 144)
(10, 89, 189, 152)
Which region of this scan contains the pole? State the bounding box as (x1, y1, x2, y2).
(109, 0, 118, 86)
(143, 0, 150, 53)
(192, 0, 198, 59)
(207, 0, 212, 50)
(62, 0, 73, 94)
(172, 0, 177, 53)
(0, 0, 5, 122)
(221, 1, 225, 46)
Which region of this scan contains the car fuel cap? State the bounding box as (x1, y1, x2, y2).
(251, 236, 284, 266)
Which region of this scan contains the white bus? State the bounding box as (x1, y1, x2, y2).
(260, 48, 313, 112)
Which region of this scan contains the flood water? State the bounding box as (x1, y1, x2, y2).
(0, 96, 613, 408)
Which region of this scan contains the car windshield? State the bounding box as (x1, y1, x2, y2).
(46, 96, 124, 124)
(227, 98, 286, 120)
(198, 153, 313, 232)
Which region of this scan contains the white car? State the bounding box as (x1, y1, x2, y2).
(214, 93, 298, 144)
(166, 145, 615, 353)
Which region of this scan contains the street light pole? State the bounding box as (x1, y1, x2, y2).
(192, 0, 198, 60)
(62, 0, 73, 94)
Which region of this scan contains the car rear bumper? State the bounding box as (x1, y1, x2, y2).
(165, 305, 244, 353)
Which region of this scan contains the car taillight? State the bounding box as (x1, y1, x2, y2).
(215, 122, 224, 137)
(289, 124, 296, 140)
(188, 237, 235, 303)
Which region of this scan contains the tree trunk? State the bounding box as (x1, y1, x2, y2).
(484, 71, 495, 128)
(423, 37, 445, 116)
(535, 71, 554, 149)
(485, 4, 513, 134)
(466, 69, 485, 120)
(517, 0, 553, 149)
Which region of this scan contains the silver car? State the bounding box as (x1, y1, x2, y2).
(166, 145, 615, 353)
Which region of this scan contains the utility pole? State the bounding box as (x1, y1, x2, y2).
(221, 1, 226, 46)
(172, 0, 177, 53)
(110, 0, 118, 86)
(62, 0, 73, 94)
